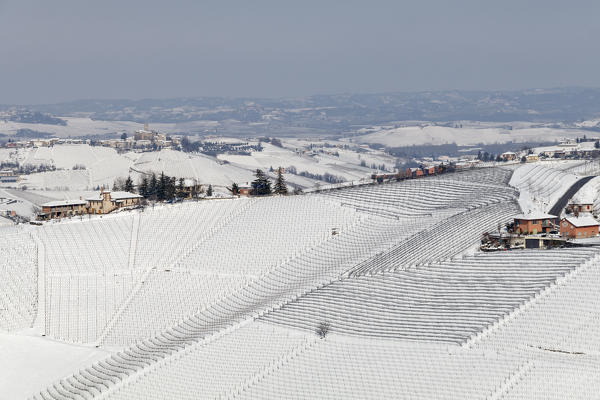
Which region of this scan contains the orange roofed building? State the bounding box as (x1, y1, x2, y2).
(513, 212, 558, 235)
(560, 216, 600, 239)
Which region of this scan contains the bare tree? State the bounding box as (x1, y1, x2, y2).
(316, 322, 330, 339)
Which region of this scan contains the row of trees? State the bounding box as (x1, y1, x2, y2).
(227, 168, 289, 196)
(114, 167, 290, 201)
(112, 173, 208, 201)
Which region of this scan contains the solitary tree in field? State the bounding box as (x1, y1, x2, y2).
(206, 184, 213, 197)
(316, 321, 330, 339)
(273, 167, 288, 195)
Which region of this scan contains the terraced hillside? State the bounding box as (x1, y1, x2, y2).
(2, 166, 599, 399)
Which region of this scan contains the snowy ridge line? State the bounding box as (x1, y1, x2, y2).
(96, 199, 257, 346)
(485, 360, 533, 400)
(465, 252, 600, 349)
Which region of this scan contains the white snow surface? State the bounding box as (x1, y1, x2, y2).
(509, 162, 580, 214)
(0, 332, 108, 399)
(357, 123, 592, 147)
(3, 166, 600, 399)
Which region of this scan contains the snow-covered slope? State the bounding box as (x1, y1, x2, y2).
(357, 124, 592, 147)
(2, 166, 600, 399)
(509, 163, 581, 214)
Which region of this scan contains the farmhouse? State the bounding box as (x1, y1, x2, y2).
(86, 189, 142, 215)
(178, 179, 203, 199)
(560, 216, 600, 239)
(568, 188, 595, 215)
(513, 212, 558, 235)
(237, 186, 252, 196)
(500, 151, 517, 161)
(38, 189, 142, 220)
(525, 154, 539, 163)
(40, 199, 88, 219)
(567, 201, 594, 215)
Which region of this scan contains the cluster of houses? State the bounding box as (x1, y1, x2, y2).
(38, 189, 142, 220)
(499, 152, 540, 163)
(4, 138, 86, 149)
(494, 193, 600, 249)
(101, 125, 181, 151)
(513, 211, 599, 239)
(0, 169, 19, 183)
(497, 139, 600, 164)
(3, 125, 181, 152)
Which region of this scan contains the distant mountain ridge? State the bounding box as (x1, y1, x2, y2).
(2, 87, 600, 132)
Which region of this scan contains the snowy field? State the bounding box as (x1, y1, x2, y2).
(0, 118, 179, 138)
(355, 122, 593, 147)
(0, 141, 396, 218)
(2, 165, 600, 398)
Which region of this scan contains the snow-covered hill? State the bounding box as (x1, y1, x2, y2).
(2, 166, 599, 399)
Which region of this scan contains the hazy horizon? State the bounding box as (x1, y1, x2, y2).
(2, 0, 600, 104)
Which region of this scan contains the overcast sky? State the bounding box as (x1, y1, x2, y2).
(1, 0, 599, 104)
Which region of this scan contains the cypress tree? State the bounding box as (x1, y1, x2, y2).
(124, 175, 134, 192)
(274, 167, 288, 195)
(167, 176, 177, 200)
(251, 169, 271, 195)
(149, 173, 158, 200)
(138, 176, 149, 197)
(177, 178, 186, 199)
(157, 172, 167, 201)
(228, 183, 240, 195)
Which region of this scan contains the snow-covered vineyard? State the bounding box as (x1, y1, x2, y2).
(2, 166, 600, 399)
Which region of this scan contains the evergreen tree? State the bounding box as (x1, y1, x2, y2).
(177, 178, 186, 199)
(138, 176, 149, 197)
(157, 172, 168, 201)
(167, 177, 177, 200)
(273, 167, 288, 195)
(251, 169, 271, 195)
(227, 183, 240, 195)
(206, 184, 213, 197)
(124, 175, 134, 192)
(148, 173, 158, 200)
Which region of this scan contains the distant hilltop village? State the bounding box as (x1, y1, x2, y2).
(4, 124, 182, 152)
